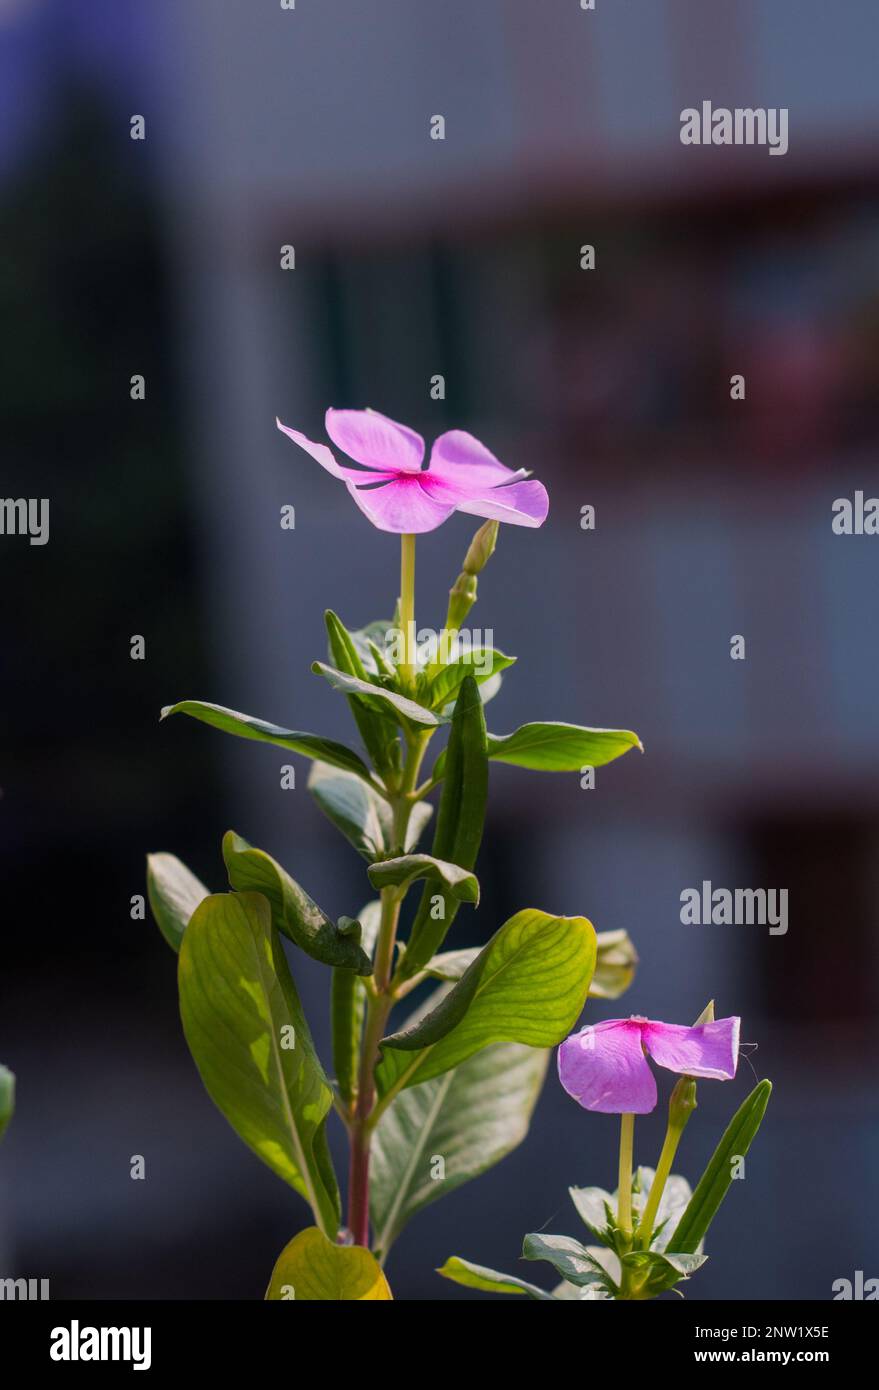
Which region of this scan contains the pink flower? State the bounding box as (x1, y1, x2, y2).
(557, 1014, 740, 1114)
(276, 408, 549, 534)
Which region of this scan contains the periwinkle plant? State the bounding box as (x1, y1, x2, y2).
(147, 408, 766, 1300)
(442, 1003, 772, 1300)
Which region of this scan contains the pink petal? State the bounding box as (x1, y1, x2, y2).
(276, 418, 390, 483)
(642, 1017, 740, 1081)
(326, 408, 424, 473)
(429, 430, 530, 489)
(557, 1019, 657, 1114)
(346, 476, 457, 534)
(423, 474, 549, 528)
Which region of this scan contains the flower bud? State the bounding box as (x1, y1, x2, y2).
(668, 1076, 698, 1132)
(462, 520, 499, 576)
(444, 522, 499, 634)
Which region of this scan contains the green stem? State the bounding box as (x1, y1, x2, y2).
(399, 533, 417, 690)
(348, 889, 399, 1246)
(638, 1121, 684, 1250)
(346, 724, 431, 1247)
(617, 1112, 635, 1242)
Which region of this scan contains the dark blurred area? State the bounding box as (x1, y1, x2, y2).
(2, 0, 878, 1300)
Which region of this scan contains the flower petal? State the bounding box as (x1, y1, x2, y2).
(423, 474, 549, 528)
(428, 430, 529, 489)
(642, 1017, 740, 1081)
(346, 476, 457, 534)
(326, 408, 424, 472)
(276, 418, 390, 483)
(557, 1019, 657, 1114)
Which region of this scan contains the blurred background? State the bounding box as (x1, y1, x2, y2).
(2, 0, 878, 1300)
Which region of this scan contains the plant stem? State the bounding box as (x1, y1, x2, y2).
(348, 889, 398, 1246)
(637, 1121, 684, 1250)
(346, 534, 435, 1247)
(637, 1077, 696, 1249)
(399, 533, 416, 690)
(617, 1112, 635, 1242)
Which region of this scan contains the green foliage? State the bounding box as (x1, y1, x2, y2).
(669, 1081, 772, 1254)
(331, 902, 381, 1111)
(178, 892, 340, 1235)
(146, 852, 208, 953)
(437, 1256, 555, 1300)
(370, 988, 548, 1256)
(308, 763, 431, 860)
(400, 676, 488, 977)
(161, 699, 373, 781)
(485, 722, 642, 771)
(222, 831, 371, 973)
(151, 520, 649, 1298)
(442, 1082, 772, 1301)
(266, 1227, 392, 1300)
(0, 1065, 15, 1143)
(377, 910, 596, 1097)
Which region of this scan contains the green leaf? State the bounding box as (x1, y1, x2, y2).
(426, 647, 516, 711)
(669, 1080, 772, 1254)
(619, 1247, 707, 1298)
(348, 618, 397, 675)
(568, 1186, 616, 1242)
(436, 1256, 556, 1301)
(308, 763, 389, 860)
(178, 892, 340, 1234)
(312, 662, 442, 729)
(222, 831, 371, 974)
(324, 611, 400, 775)
(632, 1168, 694, 1252)
(552, 1277, 612, 1301)
(160, 700, 373, 782)
(437, 672, 505, 722)
(377, 909, 596, 1097)
(590, 929, 638, 999)
(0, 1065, 15, 1143)
(522, 1233, 610, 1290)
(308, 763, 431, 860)
(422, 947, 480, 982)
(370, 1030, 548, 1258)
(399, 677, 488, 976)
(367, 853, 479, 905)
(266, 1227, 392, 1300)
(146, 852, 209, 953)
(331, 902, 381, 1110)
(485, 722, 643, 772)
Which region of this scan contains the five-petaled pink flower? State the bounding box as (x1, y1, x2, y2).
(276, 408, 549, 534)
(557, 1014, 740, 1114)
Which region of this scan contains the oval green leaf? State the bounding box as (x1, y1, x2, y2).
(324, 611, 400, 776)
(367, 853, 479, 905)
(178, 891, 340, 1235)
(426, 647, 516, 711)
(522, 1232, 609, 1290)
(377, 909, 596, 1098)
(436, 1257, 555, 1300)
(160, 699, 373, 782)
(311, 662, 442, 729)
(591, 928, 638, 1000)
(308, 763, 431, 861)
(486, 722, 643, 771)
(371, 1035, 548, 1259)
(266, 1226, 392, 1300)
(146, 851, 209, 953)
(223, 831, 371, 974)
